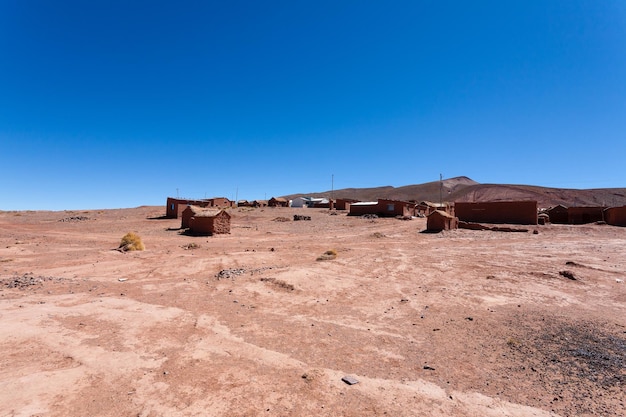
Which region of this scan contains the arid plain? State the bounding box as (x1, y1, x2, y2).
(1, 206, 624, 416)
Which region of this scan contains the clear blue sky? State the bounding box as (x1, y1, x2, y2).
(1, 1, 625, 210)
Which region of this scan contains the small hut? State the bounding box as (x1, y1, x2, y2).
(605, 206, 626, 227)
(188, 209, 231, 235)
(181, 205, 206, 229)
(268, 197, 289, 207)
(426, 210, 458, 232)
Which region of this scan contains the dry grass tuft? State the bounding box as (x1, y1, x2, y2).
(316, 249, 337, 261)
(119, 232, 145, 252)
(182, 243, 200, 250)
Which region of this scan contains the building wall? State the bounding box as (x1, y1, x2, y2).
(427, 212, 458, 231)
(605, 206, 626, 227)
(377, 199, 412, 217)
(547, 206, 568, 224)
(335, 199, 358, 210)
(166, 198, 209, 218)
(189, 213, 231, 235)
(208, 198, 231, 208)
(567, 207, 605, 224)
(268, 198, 289, 207)
(348, 203, 378, 216)
(454, 201, 538, 225)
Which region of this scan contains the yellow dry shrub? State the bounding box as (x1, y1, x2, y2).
(119, 232, 145, 251)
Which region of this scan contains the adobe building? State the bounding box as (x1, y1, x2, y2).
(546, 205, 568, 224)
(188, 209, 231, 235)
(348, 201, 379, 216)
(426, 210, 458, 232)
(181, 205, 205, 229)
(567, 207, 605, 224)
(377, 199, 414, 217)
(454, 201, 538, 225)
(604, 206, 626, 227)
(268, 197, 289, 207)
(206, 197, 233, 208)
(166, 197, 210, 218)
(348, 199, 414, 217)
(251, 200, 268, 208)
(416, 201, 439, 217)
(335, 198, 359, 211)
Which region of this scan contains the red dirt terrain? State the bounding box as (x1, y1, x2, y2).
(1, 207, 624, 416)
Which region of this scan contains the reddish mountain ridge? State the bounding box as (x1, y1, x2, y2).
(283, 176, 626, 208)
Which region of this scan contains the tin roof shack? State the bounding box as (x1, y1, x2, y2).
(546, 205, 568, 224)
(312, 198, 331, 208)
(426, 210, 458, 232)
(290, 197, 310, 208)
(189, 209, 231, 235)
(335, 198, 359, 211)
(348, 199, 414, 217)
(348, 201, 378, 216)
(268, 197, 289, 207)
(604, 206, 626, 227)
(455, 201, 538, 225)
(166, 197, 210, 218)
(181, 205, 206, 229)
(567, 207, 606, 224)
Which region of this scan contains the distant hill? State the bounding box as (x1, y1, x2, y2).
(281, 176, 626, 208)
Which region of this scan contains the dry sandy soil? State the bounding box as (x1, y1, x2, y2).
(0, 206, 624, 417)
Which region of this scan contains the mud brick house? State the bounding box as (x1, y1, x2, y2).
(268, 197, 289, 207)
(454, 201, 538, 225)
(251, 200, 268, 208)
(166, 197, 210, 218)
(348, 199, 414, 217)
(188, 209, 231, 235)
(181, 205, 205, 229)
(604, 206, 626, 227)
(237, 200, 251, 207)
(335, 198, 359, 211)
(348, 201, 378, 216)
(567, 207, 605, 224)
(207, 197, 233, 208)
(416, 201, 439, 216)
(546, 204, 568, 224)
(426, 210, 458, 232)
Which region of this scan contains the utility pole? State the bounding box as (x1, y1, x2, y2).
(439, 174, 443, 207)
(331, 174, 334, 210)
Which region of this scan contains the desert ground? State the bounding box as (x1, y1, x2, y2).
(0, 206, 624, 417)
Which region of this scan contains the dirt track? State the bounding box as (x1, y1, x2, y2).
(1, 206, 624, 416)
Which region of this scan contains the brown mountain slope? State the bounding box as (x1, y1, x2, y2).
(282, 176, 478, 203)
(451, 184, 626, 208)
(282, 177, 626, 208)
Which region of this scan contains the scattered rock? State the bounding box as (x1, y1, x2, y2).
(341, 376, 359, 385)
(559, 270, 577, 280)
(216, 269, 246, 280)
(423, 366, 435, 371)
(58, 216, 91, 222)
(272, 217, 290, 222)
(293, 215, 311, 221)
(1, 274, 62, 289)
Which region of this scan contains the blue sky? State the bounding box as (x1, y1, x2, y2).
(1, 1, 625, 210)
